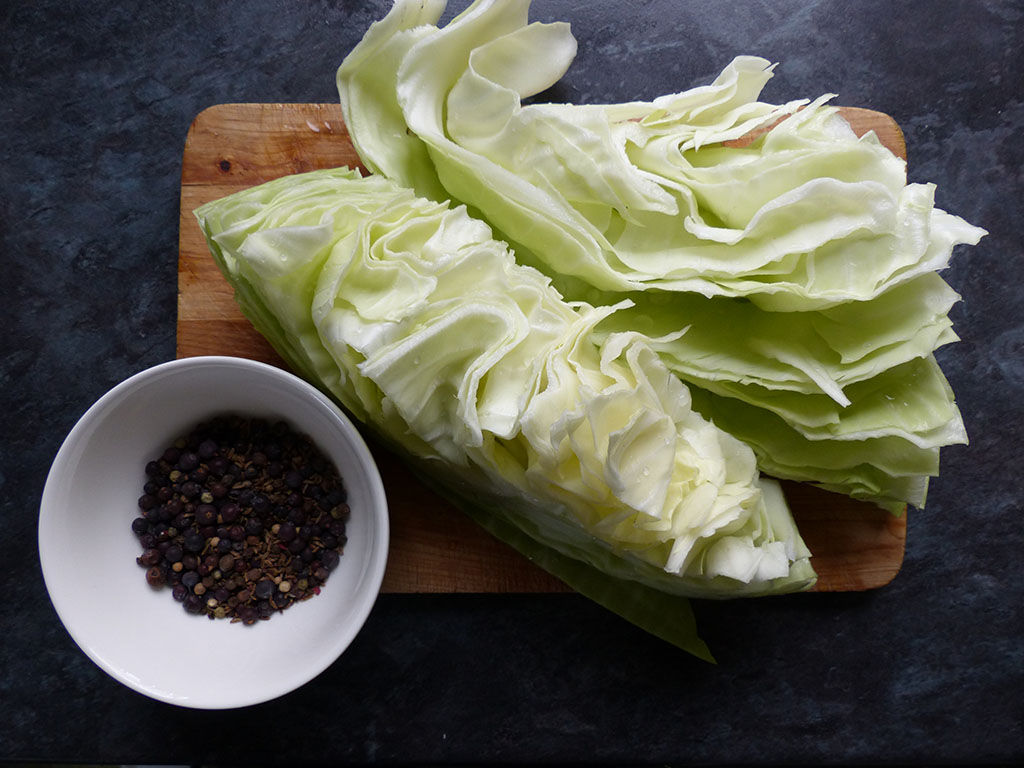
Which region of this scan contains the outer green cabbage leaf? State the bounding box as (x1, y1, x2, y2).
(195, 168, 816, 617)
(687, 386, 935, 513)
(335, 0, 449, 202)
(594, 272, 961, 401)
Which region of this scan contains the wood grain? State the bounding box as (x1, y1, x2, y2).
(178, 102, 908, 594)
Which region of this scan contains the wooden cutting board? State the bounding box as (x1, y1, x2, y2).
(178, 103, 908, 594)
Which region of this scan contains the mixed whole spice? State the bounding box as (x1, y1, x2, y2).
(132, 414, 350, 623)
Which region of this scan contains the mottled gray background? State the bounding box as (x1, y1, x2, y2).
(2, 0, 1020, 764)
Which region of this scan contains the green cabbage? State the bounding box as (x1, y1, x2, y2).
(196, 167, 819, 656)
(336, 0, 986, 510)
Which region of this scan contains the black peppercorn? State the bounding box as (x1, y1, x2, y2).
(320, 550, 341, 571)
(183, 594, 204, 614)
(251, 493, 270, 514)
(182, 530, 204, 554)
(276, 522, 296, 543)
(254, 579, 275, 600)
(195, 504, 217, 526)
(220, 502, 241, 523)
(236, 605, 257, 624)
(284, 469, 303, 490)
(179, 481, 201, 499)
(178, 452, 200, 472)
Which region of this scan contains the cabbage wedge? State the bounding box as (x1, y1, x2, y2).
(196, 167, 818, 656)
(337, 0, 986, 511)
(337, 0, 984, 307)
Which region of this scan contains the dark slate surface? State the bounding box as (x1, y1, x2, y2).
(2, 0, 1021, 764)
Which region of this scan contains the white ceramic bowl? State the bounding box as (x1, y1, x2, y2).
(39, 356, 389, 709)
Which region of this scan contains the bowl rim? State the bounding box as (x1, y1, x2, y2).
(38, 355, 390, 708)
